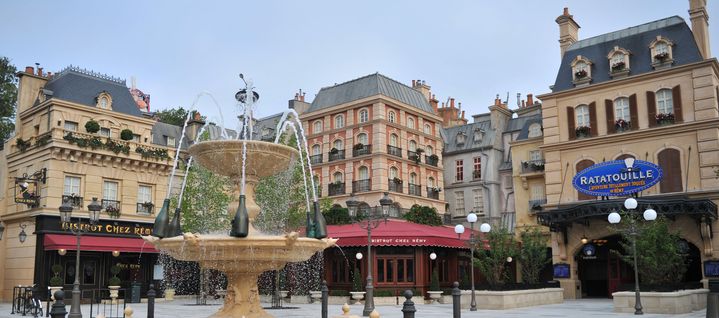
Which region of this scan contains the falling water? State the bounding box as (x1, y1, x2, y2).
(240, 102, 250, 196)
(284, 122, 311, 213)
(277, 109, 317, 202)
(177, 122, 212, 207)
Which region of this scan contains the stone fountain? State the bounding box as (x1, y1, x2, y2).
(144, 140, 336, 318)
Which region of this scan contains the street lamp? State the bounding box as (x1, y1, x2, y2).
(454, 212, 490, 312)
(607, 197, 655, 315)
(346, 192, 391, 317)
(59, 197, 101, 318)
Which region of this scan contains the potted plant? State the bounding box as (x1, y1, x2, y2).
(428, 154, 439, 165)
(329, 147, 339, 155)
(656, 113, 675, 126)
(85, 120, 100, 134)
(392, 177, 403, 184)
(574, 69, 587, 79)
(611, 61, 626, 72)
(427, 268, 443, 303)
(614, 119, 631, 132)
(16, 138, 31, 152)
(655, 52, 669, 62)
(575, 126, 591, 138)
(473, 170, 482, 179)
(108, 264, 122, 303)
(120, 129, 134, 141)
(106, 205, 121, 218)
(349, 267, 365, 304)
(49, 264, 64, 300)
(353, 143, 365, 150)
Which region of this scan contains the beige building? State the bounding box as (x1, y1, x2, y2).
(536, 3, 719, 299)
(300, 73, 446, 215)
(0, 66, 187, 301)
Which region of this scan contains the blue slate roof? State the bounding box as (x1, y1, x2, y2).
(514, 114, 543, 141)
(308, 73, 433, 113)
(44, 66, 143, 117)
(442, 118, 494, 154)
(552, 16, 703, 92)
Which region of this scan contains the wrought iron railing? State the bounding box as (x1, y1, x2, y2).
(388, 179, 403, 193)
(328, 183, 346, 196)
(62, 195, 84, 208)
(528, 198, 547, 210)
(407, 150, 420, 163)
(353, 144, 372, 157)
(101, 199, 121, 217)
(329, 150, 345, 162)
(408, 184, 422, 197)
(425, 155, 439, 166)
(353, 179, 371, 193)
(387, 145, 402, 158)
(310, 154, 323, 165)
(521, 159, 545, 173)
(426, 187, 440, 200)
(136, 202, 155, 215)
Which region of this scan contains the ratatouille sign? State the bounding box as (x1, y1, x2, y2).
(572, 159, 663, 196)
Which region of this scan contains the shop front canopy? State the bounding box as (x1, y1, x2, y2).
(327, 219, 476, 249)
(44, 234, 158, 253)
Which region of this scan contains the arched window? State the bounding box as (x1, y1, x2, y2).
(576, 105, 590, 128)
(389, 166, 399, 179)
(335, 115, 344, 129)
(407, 117, 415, 129)
(658, 149, 682, 193)
(608, 46, 630, 73)
(388, 111, 396, 123)
(313, 121, 323, 134)
(614, 97, 630, 122)
(576, 159, 595, 201)
(615, 154, 635, 161)
(424, 123, 431, 135)
(357, 133, 368, 145)
(390, 134, 399, 147)
(359, 109, 369, 123)
(312, 144, 321, 155)
(409, 140, 417, 151)
(358, 166, 369, 180)
(650, 37, 674, 65)
(333, 171, 344, 183)
(528, 123, 542, 138)
(572, 56, 592, 81)
(428, 176, 435, 187)
(333, 139, 343, 150)
(656, 89, 674, 115)
(409, 172, 417, 185)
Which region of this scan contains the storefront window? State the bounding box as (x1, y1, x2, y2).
(83, 261, 96, 285)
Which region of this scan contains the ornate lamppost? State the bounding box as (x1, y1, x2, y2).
(346, 192, 392, 317)
(454, 212, 490, 312)
(59, 197, 102, 318)
(607, 197, 656, 315)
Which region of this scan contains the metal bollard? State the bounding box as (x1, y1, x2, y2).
(452, 281, 461, 318)
(49, 291, 67, 318)
(124, 306, 134, 318)
(369, 309, 380, 318)
(147, 284, 156, 318)
(322, 280, 329, 318)
(401, 290, 416, 318)
(708, 279, 719, 318)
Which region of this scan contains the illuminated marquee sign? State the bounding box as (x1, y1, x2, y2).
(61, 221, 153, 236)
(572, 159, 663, 197)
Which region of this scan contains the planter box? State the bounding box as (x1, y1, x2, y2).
(612, 289, 708, 314)
(459, 288, 563, 310)
(328, 296, 350, 305)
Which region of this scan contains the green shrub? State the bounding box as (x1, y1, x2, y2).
(352, 267, 363, 292)
(402, 204, 442, 226)
(324, 206, 352, 225)
(120, 129, 134, 141)
(374, 290, 394, 297)
(519, 227, 551, 284)
(49, 264, 64, 286)
(108, 276, 121, 286)
(329, 290, 349, 296)
(430, 268, 440, 291)
(85, 120, 100, 133)
(474, 227, 518, 287)
(52, 264, 63, 274)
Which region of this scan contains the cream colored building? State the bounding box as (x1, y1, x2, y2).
(537, 3, 719, 299)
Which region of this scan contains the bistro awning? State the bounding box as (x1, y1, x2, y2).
(327, 219, 475, 249)
(44, 234, 158, 253)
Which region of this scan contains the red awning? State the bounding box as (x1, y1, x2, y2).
(44, 234, 158, 253)
(327, 219, 478, 249)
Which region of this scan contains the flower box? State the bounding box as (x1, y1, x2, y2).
(654, 52, 669, 62)
(575, 126, 591, 138)
(615, 119, 631, 132)
(574, 70, 587, 79)
(655, 113, 675, 126)
(611, 61, 626, 72)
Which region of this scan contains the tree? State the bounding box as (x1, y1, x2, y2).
(402, 204, 442, 226)
(430, 267, 440, 291)
(155, 107, 189, 126)
(518, 226, 551, 284)
(474, 227, 518, 287)
(178, 163, 232, 234)
(0, 57, 18, 148)
(323, 206, 352, 225)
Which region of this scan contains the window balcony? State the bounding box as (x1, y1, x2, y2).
(137, 202, 155, 215)
(388, 179, 403, 193)
(426, 187, 440, 200)
(328, 182, 346, 196)
(310, 154, 323, 165)
(353, 144, 372, 157)
(425, 155, 439, 167)
(353, 179, 371, 193)
(62, 195, 84, 209)
(472, 170, 481, 180)
(102, 199, 121, 218)
(529, 198, 547, 211)
(521, 159, 545, 174)
(329, 150, 345, 162)
(387, 145, 402, 158)
(408, 184, 422, 197)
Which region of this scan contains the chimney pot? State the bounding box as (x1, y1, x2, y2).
(450, 98, 455, 108)
(461, 110, 465, 119)
(522, 100, 526, 107)
(563, 7, 569, 16)
(412, 80, 416, 87)
(37, 67, 43, 76)
(25, 66, 34, 74)
(527, 94, 534, 106)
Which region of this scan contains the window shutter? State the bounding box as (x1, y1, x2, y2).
(647, 91, 657, 127)
(567, 107, 575, 140)
(658, 149, 682, 193)
(576, 160, 595, 201)
(605, 100, 615, 134)
(588, 102, 597, 136)
(629, 94, 638, 130)
(672, 85, 683, 123)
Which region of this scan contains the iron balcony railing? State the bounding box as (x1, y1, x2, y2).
(353, 144, 372, 157)
(408, 184, 422, 197)
(328, 183, 346, 196)
(101, 199, 121, 216)
(136, 202, 155, 215)
(529, 198, 547, 210)
(387, 145, 402, 158)
(521, 159, 545, 174)
(62, 195, 83, 208)
(310, 154, 323, 165)
(329, 150, 345, 162)
(388, 179, 403, 193)
(353, 179, 372, 193)
(426, 187, 440, 200)
(407, 150, 420, 162)
(425, 155, 439, 167)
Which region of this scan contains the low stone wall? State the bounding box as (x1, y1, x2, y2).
(328, 296, 350, 305)
(457, 288, 564, 310)
(612, 289, 708, 314)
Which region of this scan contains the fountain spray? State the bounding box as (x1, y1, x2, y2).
(230, 74, 254, 238)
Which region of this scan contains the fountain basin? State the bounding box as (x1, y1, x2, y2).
(189, 140, 299, 179)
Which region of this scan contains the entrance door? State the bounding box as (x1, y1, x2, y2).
(607, 253, 621, 296)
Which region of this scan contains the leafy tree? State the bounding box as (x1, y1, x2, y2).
(352, 267, 363, 292)
(430, 267, 440, 291)
(474, 227, 518, 287)
(155, 107, 189, 126)
(613, 216, 686, 286)
(177, 162, 232, 234)
(0, 57, 18, 147)
(518, 226, 551, 284)
(323, 206, 352, 225)
(402, 204, 442, 226)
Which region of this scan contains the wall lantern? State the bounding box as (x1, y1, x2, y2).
(18, 224, 27, 243)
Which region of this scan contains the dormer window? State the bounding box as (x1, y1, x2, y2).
(571, 56, 592, 86)
(608, 46, 631, 78)
(165, 135, 175, 147)
(650, 36, 674, 69)
(473, 128, 483, 143)
(528, 123, 542, 138)
(96, 92, 113, 110)
(456, 132, 466, 145)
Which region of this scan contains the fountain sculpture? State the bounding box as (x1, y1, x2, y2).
(143, 76, 334, 318)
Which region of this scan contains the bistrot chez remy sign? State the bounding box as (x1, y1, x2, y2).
(572, 158, 663, 197)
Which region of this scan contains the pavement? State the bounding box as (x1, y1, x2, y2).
(0, 298, 706, 318)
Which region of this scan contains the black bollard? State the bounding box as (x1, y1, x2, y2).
(321, 280, 329, 318)
(49, 291, 67, 318)
(708, 279, 719, 318)
(401, 289, 416, 318)
(148, 284, 156, 318)
(452, 281, 461, 318)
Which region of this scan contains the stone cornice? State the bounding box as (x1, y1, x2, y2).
(20, 98, 157, 126)
(300, 95, 444, 123)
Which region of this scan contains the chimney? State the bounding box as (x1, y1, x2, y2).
(461, 111, 465, 119)
(24, 66, 34, 74)
(689, 0, 711, 59)
(522, 100, 526, 107)
(430, 94, 438, 113)
(526, 94, 534, 106)
(289, 89, 310, 115)
(450, 98, 455, 109)
(556, 7, 580, 58)
(37, 67, 43, 77)
(412, 79, 431, 101)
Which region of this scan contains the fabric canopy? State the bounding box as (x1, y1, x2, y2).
(44, 234, 158, 253)
(327, 219, 477, 249)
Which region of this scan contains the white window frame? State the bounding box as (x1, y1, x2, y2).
(424, 123, 431, 135)
(357, 133, 368, 145)
(390, 134, 398, 147)
(99, 127, 111, 138)
(312, 144, 321, 155)
(528, 123, 542, 138)
(530, 184, 545, 200)
(388, 111, 396, 123)
(389, 167, 399, 179)
(426, 145, 433, 155)
(333, 172, 344, 183)
(103, 181, 119, 201)
(64, 176, 81, 196)
(335, 115, 344, 129)
(576, 105, 590, 127)
(313, 120, 323, 134)
(473, 189, 483, 213)
(454, 191, 465, 214)
(359, 109, 369, 123)
(333, 139, 343, 150)
(427, 177, 435, 188)
(614, 97, 630, 121)
(358, 166, 369, 180)
(409, 140, 417, 151)
(64, 121, 78, 132)
(656, 89, 674, 114)
(529, 150, 542, 161)
(137, 185, 152, 204)
(409, 173, 417, 184)
(407, 117, 415, 129)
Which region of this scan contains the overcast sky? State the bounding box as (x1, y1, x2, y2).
(2, 1, 718, 125)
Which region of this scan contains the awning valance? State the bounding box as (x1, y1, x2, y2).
(327, 219, 475, 249)
(44, 234, 158, 253)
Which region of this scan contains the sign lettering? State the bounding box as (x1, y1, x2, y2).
(572, 159, 663, 197)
